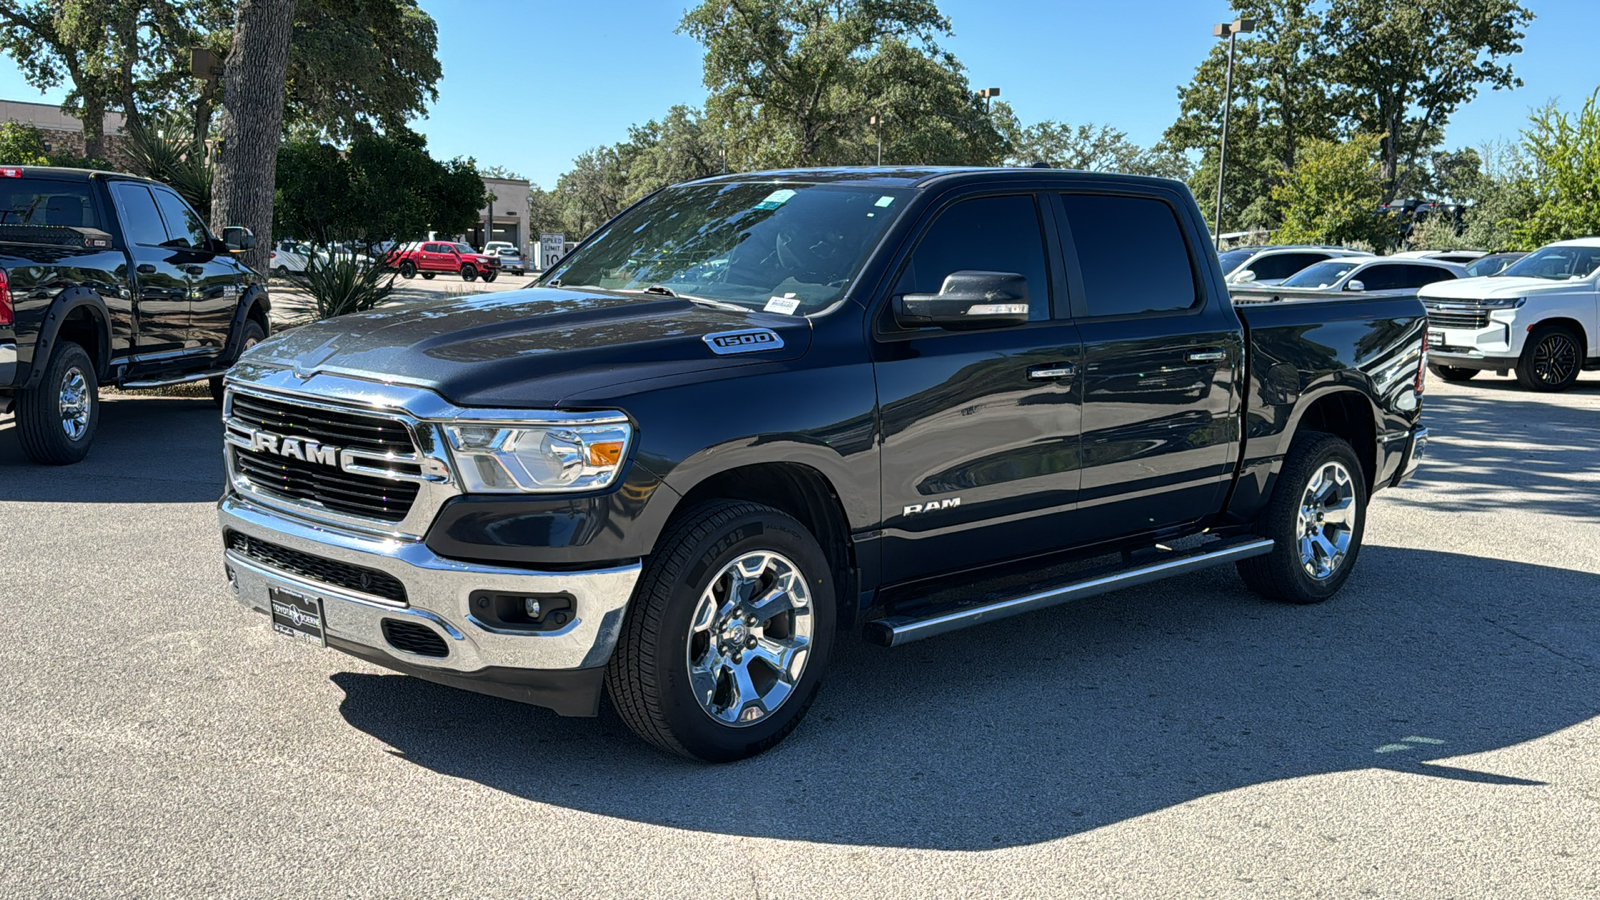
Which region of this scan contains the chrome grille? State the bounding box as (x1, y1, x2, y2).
(1426, 308, 1490, 330)
(226, 390, 421, 524)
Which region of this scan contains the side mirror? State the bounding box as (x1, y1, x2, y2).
(1234, 269, 1258, 283)
(1345, 279, 1366, 292)
(894, 270, 1032, 330)
(222, 226, 256, 253)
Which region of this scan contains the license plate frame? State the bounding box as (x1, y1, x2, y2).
(269, 587, 327, 647)
(1427, 329, 1445, 348)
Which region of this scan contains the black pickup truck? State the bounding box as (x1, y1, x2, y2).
(0, 166, 269, 464)
(216, 168, 1428, 761)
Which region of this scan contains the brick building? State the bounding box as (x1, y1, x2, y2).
(0, 99, 134, 169)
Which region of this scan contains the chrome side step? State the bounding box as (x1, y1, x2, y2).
(120, 368, 230, 389)
(864, 537, 1275, 647)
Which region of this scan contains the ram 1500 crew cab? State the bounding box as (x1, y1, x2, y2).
(216, 168, 1429, 761)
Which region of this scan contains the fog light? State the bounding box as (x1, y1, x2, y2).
(525, 598, 542, 619)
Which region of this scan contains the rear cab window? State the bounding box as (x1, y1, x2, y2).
(0, 176, 102, 237)
(1059, 193, 1198, 317)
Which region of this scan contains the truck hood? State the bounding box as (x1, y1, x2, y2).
(1419, 275, 1592, 301)
(244, 287, 813, 408)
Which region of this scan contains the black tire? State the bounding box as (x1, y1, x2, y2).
(483, 270, 498, 283)
(1427, 364, 1478, 383)
(274, 265, 290, 278)
(15, 341, 98, 466)
(1515, 324, 1583, 392)
(210, 319, 267, 408)
(421, 272, 435, 280)
(606, 501, 837, 762)
(460, 265, 478, 282)
(398, 261, 417, 279)
(1236, 431, 1368, 605)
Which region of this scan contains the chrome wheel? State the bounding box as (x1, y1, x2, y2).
(58, 367, 90, 441)
(1297, 461, 1358, 580)
(685, 551, 814, 727)
(1532, 332, 1579, 385)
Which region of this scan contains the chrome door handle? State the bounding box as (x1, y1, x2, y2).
(1027, 363, 1076, 381)
(1187, 350, 1228, 363)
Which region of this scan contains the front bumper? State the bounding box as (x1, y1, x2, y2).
(219, 493, 642, 714)
(1425, 309, 1523, 368)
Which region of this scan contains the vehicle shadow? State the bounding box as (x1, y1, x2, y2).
(0, 396, 226, 503)
(332, 546, 1599, 850)
(1407, 387, 1600, 522)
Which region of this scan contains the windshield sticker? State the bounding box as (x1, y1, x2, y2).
(764, 295, 800, 315)
(875, 195, 896, 207)
(755, 188, 797, 210)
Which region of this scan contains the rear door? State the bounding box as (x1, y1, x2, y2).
(107, 181, 191, 368)
(421, 242, 451, 272)
(1054, 188, 1242, 540)
(149, 185, 241, 359)
(873, 191, 1085, 582)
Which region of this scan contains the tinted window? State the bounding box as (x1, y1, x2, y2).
(1352, 264, 1406, 291)
(1217, 248, 1256, 273)
(0, 178, 102, 230)
(109, 183, 166, 246)
(1061, 194, 1196, 316)
(896, 194, 1051, 322)
(422, 243, 444, 253)
(1250, 252, 1325, 281)
(150, 188, 210, 248)
(1407, 265, 1458, 287)
(450, 243, 475, 254)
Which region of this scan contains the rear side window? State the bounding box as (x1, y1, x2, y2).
(1353, 264, 1405, 291)
(896, 194, 1051, 322)
(1408, 266, 1458, 287)
(1061, 194, 1197, 316)
(0, 178, 101, 229)
(150, 188, 211, 248)
(110, 183, 167, 246)
(1250, 252, 1325, 281)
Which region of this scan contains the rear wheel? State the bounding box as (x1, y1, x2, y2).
(398, 261, 417, 279)
(606, 501, 836, 762)
(16, 341, 98, 465)
(1427, 363, 1478, 382)
(1515, 324, 1582, 392)
(421, 272, 435, 280)
(273, 264, 290, 278)
(1237, 432, 1367, 605)
(460, 265, 478, 282)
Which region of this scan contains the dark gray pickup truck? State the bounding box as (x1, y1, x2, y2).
(216, 167, 1429, 761)
(0, 166, 269, 464)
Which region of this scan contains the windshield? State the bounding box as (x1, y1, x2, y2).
(496, 248, 519, 256)
(541, 181, 912, 315)
(1282, 260, 1360, 288)
(1500, 245, 1600, 280)
(1217, 248, 1255, 272)
(450, 242, 475, 254)
(1466, 253, 1521, 277)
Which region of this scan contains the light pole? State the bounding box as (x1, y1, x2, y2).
(869, 114, 884, 166)
(977, 87, 1001, 113)
(1212, 17, 1254, 250)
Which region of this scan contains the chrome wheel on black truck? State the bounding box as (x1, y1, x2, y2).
(1237, 432, 1367, 605)
(1515, 324, 1582, 392)
(606, 501, 835, 762)
(15, 341, 98, 465)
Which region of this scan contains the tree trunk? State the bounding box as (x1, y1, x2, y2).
(211, 0, 297, 275)
(80, 94, 105, 161)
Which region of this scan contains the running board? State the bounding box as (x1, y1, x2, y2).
(120, 368, 229, 389)
(863, 537, 1275, 647)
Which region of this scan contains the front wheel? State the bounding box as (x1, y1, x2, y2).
(1515, 324, 1583, 392)
(1237, 431, 1367, 605)
(460, 265, 478, 282)
(15, 341, 98, 465)
(483, 270, 498, 283)
(606, 501, 836, 762)
(211, 319, 267, 408)
(1428, 364, 1478, 383)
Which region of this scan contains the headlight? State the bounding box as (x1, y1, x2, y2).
(1478, 297, 1525, 309)
(443, 415, 632, 493)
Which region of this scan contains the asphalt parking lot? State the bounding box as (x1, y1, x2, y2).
(2, 375, 1598, 897)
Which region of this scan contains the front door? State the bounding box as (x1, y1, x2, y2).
(1054, 190, 1241, 540)
(108, 181, 191, 370)
(150, 186, 240, 358)
(872, 192, 1084, 584)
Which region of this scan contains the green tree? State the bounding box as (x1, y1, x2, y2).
(1455, 138, 1537, 250)
(0, 122, 49, 164)
(1001, 116, 1188, 178)
(1321, 0, 1533, 201)
(274, 137, 353, 244)
(281, 0, 442, 140)
(1515, 91, 1600, 249)
(681, 0, 1002, 169)
(1271, 134, 1392, 247)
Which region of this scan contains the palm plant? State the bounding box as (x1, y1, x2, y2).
(300, 251, 398, 320)
(124, 118, 214, 218)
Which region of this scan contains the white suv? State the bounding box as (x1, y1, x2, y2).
(1418, 238, 1600, 391)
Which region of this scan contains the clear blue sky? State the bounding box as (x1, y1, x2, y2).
(0, 0, 1595, 188)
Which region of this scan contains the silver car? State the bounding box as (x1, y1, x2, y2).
(490, 246, 527, 275)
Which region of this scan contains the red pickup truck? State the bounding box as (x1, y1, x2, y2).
(388, 241, 502, 282)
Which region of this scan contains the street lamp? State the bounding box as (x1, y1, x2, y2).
(977, 87, 1001, 113)
(1212, 17, 1254, 250)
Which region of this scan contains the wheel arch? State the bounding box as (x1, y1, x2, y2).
(1283, 387, 1380, 492)
(1526, 316, 1589, 356)
(24, 289, 112, 387)
(220, 284, 272, 366)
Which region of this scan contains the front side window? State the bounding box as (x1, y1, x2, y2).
(1061, 193, 1197, 316)
(1501, 246, 1600, 280)
(895, 194, 1051, 322)
(544, 181, 912, 315)
(450, 242, 474, 254)
(150, 188, 211, 249)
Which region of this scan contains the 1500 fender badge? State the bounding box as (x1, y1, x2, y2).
(703, 328, 784, 355)
(903, 497, 961, 516)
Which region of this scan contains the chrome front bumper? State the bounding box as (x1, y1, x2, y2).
(219, 494, 642, 673)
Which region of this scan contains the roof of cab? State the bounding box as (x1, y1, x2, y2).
(3, 164, 149, 182)
(681, 166, 1187, 191)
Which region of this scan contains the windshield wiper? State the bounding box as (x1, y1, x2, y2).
(633, 285, 747, 312)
